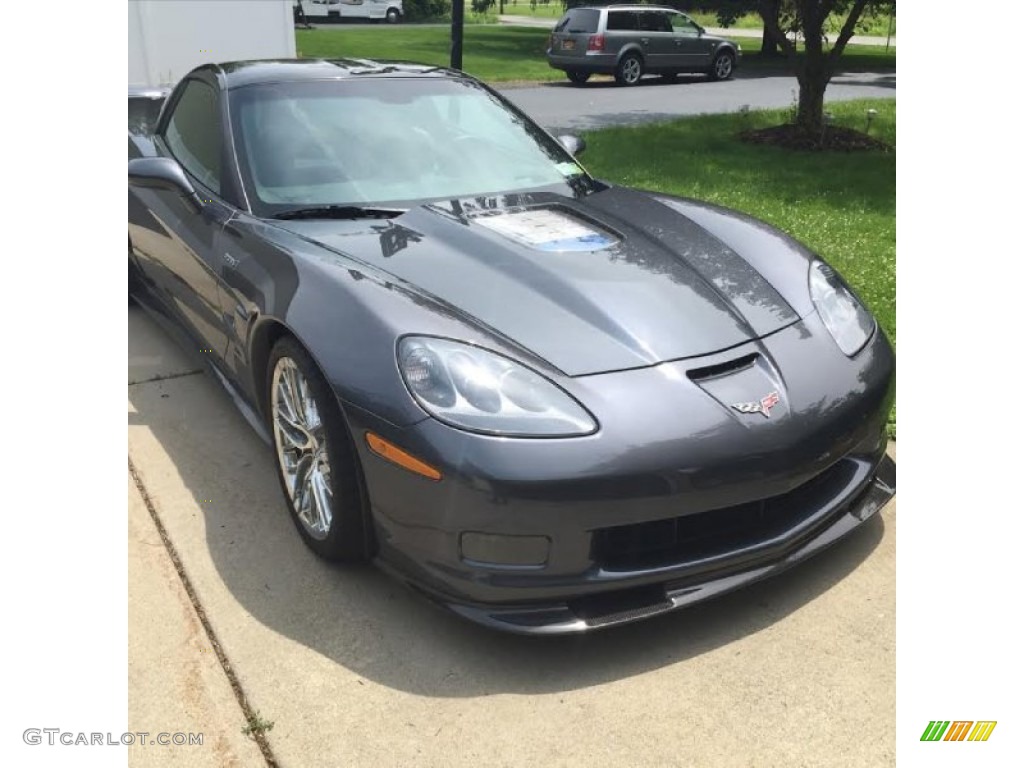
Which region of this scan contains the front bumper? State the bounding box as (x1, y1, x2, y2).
(405, 453, 893, 634)
(346, 319, 895, 634)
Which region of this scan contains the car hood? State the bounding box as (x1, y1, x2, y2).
(274, 187, 800, 376)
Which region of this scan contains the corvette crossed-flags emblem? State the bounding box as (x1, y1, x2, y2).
(731, 391, 781, 419)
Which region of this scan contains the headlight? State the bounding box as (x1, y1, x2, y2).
(809, 261, 875, 356)
(398, 337, 597, 437)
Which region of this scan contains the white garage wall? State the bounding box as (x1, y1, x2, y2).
(128, 0, 296, 88)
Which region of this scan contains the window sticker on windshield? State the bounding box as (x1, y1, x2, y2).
(474, 208, 617, 252)
(555, 161, 583, 177)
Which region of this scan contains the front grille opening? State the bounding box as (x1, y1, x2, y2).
(592, 460, 858, 571)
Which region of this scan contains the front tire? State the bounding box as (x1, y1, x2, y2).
(267, 336, 373, 562)
(385, 8, 400, 23)
(709, 50, 735, 81)
(615, 53, 643, 86)
(566, 70, 591, 85)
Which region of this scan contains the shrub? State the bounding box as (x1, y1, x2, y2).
(404, 0, 452, 22)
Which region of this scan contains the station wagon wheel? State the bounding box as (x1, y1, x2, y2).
(386, 8, 400, 23)
(615, 53, 643, 86)
(709, 50, 735, 81)
(566, 70, 591, 85)
(268, 337, 373, 562)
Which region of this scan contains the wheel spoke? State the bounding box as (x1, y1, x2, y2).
(292, 452, 313, 505)
(309, 464, 333, 533)
(276, 370, 299, 425)
(301, 377, 320, 431)
(275, 405, 310, 450)
(284, 364, 308, 428)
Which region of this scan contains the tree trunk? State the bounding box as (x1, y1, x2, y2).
(795, 67, 828, 136)
(760, 0, 781, 56)
(794, 2, 828, 138)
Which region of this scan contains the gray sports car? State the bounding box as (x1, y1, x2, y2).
(127, 60, 895, 634)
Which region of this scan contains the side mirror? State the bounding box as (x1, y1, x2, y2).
(128, 157, 203, 213)
(557, 134, 586, 157)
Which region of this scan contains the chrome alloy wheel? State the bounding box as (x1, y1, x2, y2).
(271, 357, 334, 540)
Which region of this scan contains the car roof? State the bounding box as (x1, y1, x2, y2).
(203, 58, 458, 90)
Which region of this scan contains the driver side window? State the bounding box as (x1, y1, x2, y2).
(671, 13, 700, 37)
(163, 80, 222, 195)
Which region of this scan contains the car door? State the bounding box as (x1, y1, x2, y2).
(604, 10, 642, 60)
(669, 12, 713, 71)
(339, 0, 368, 20)
(143, 77, 235, 358)
(364, 0, 388, 20)
(303, 0, 340, 19)
(637, 10, 677, 72)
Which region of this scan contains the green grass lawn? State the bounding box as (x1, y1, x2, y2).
(580, 98, 896, 434)
(296, 26, 895, 82)
(297, 26, 562, 81)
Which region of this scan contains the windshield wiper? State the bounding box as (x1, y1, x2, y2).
(272, 205, 406, 221)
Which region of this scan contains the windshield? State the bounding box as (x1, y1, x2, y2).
(229, 77, 592, 216)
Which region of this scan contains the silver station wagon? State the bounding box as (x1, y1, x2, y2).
(546, 4, 741, 86)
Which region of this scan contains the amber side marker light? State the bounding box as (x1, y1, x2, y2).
(365, 432, 443, 481)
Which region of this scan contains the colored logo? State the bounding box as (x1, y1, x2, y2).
(731, 391, 780, 419)
(920, 721, 997, 742)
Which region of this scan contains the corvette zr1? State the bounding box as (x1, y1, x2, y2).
(127, 60, 895, 634)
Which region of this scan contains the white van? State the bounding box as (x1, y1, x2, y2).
(298, 0, 404, 24)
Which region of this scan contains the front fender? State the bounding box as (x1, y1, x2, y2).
(235, 222, 540, 430)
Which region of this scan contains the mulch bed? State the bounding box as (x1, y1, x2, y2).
(740, 123, 891, 151)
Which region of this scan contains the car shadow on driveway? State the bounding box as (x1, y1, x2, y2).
(128, 306, 887, 698)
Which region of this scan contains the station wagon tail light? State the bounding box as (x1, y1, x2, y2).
(588, 34, 606, 52)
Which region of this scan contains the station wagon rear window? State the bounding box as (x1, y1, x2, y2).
(555, 9, 599, 33)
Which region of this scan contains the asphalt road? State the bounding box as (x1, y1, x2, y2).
(499, 71, 896, 134)
(128, 306, 896, 767)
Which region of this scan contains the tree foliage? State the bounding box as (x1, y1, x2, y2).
(404, 0, 452, 21)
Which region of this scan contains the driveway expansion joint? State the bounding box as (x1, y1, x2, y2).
(128, 457, 279, 768)
(128, 369, 204, 387)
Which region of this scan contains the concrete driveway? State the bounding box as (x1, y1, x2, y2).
(499, 71, 896, 134)
(128, 306, 896, 767)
